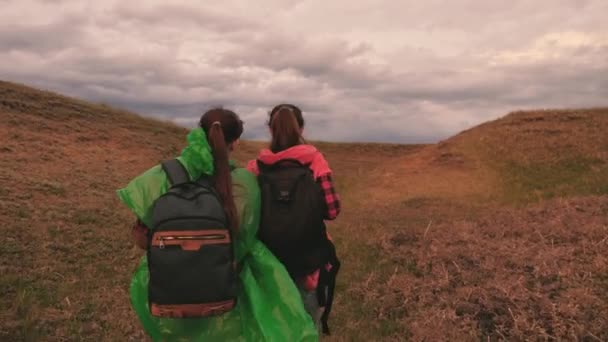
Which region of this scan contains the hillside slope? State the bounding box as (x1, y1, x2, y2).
(372, 108, 608, 205)
(0, 81, 189, 340)
(1, 80, 607, 341)
(440, 109, 608, 203)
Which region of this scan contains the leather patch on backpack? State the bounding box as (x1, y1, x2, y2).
(150, 300, 236, 318)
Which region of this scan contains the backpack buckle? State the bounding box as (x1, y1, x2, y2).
(278, 190, 291, 202)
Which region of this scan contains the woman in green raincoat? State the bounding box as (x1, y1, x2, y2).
(116, 108, 318, 341)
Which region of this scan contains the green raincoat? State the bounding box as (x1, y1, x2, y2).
(116, 128, 318, 341)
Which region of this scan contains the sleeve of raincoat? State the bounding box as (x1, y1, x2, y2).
(116, 164, 169, 228)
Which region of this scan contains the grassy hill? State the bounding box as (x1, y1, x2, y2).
(438, 109, 608, 203)
(1, 80, 607, 341)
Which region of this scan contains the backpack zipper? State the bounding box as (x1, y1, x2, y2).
(158, 234, 227, 249)
(154, 216, 226, 229)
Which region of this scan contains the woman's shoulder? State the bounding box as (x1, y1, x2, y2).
(231, 166, 259, 191)
(231, 166, 256, 180)
(116, 163, 169, 226)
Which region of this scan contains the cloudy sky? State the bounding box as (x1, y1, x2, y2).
(1, 1, 607, 142)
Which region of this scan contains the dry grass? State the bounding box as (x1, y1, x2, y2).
(2, 80, 608, 341)
(345, 196, 608, 341)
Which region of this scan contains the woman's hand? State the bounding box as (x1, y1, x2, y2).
(132, 220, 149, 250)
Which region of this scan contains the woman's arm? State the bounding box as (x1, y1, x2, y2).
(318, 174, 341, 220)
(132, 219, 149, 250)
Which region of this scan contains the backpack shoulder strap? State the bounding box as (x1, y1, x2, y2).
(317, 240, 341, 336)
(161, 159, 189, 185)
(256, 159, 268, 173)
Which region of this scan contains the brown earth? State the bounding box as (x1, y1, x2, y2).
(1, 80, 607, 341)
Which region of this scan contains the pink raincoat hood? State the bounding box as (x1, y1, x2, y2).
(246, 145, 332, 179)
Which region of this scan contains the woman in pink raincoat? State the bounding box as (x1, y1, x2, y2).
(247, 104, 342, 335)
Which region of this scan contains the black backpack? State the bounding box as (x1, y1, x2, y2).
(257, 159, 329, 277)
(257, 159, 341, 335)
(146, 159, 237, 318)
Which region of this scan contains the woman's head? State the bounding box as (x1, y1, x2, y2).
(267, 104, 306, 153)
(199, 108, 244, 233)
(199, 108, 244, 149)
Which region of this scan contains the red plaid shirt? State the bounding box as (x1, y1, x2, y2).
(318, 174, 341, 220)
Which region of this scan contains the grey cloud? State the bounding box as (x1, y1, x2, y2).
(1, 1, 607, 143)
(110, 3, 260, 33)
(218, 34, 374, 77)
(0, 18, 85, 53)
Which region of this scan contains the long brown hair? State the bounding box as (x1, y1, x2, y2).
(268, 104, 306, 153)
(199, 108, 244, 233)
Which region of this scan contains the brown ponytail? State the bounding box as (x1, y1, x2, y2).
(199, 109, 244, 234)
(268, 104, 306, 153)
